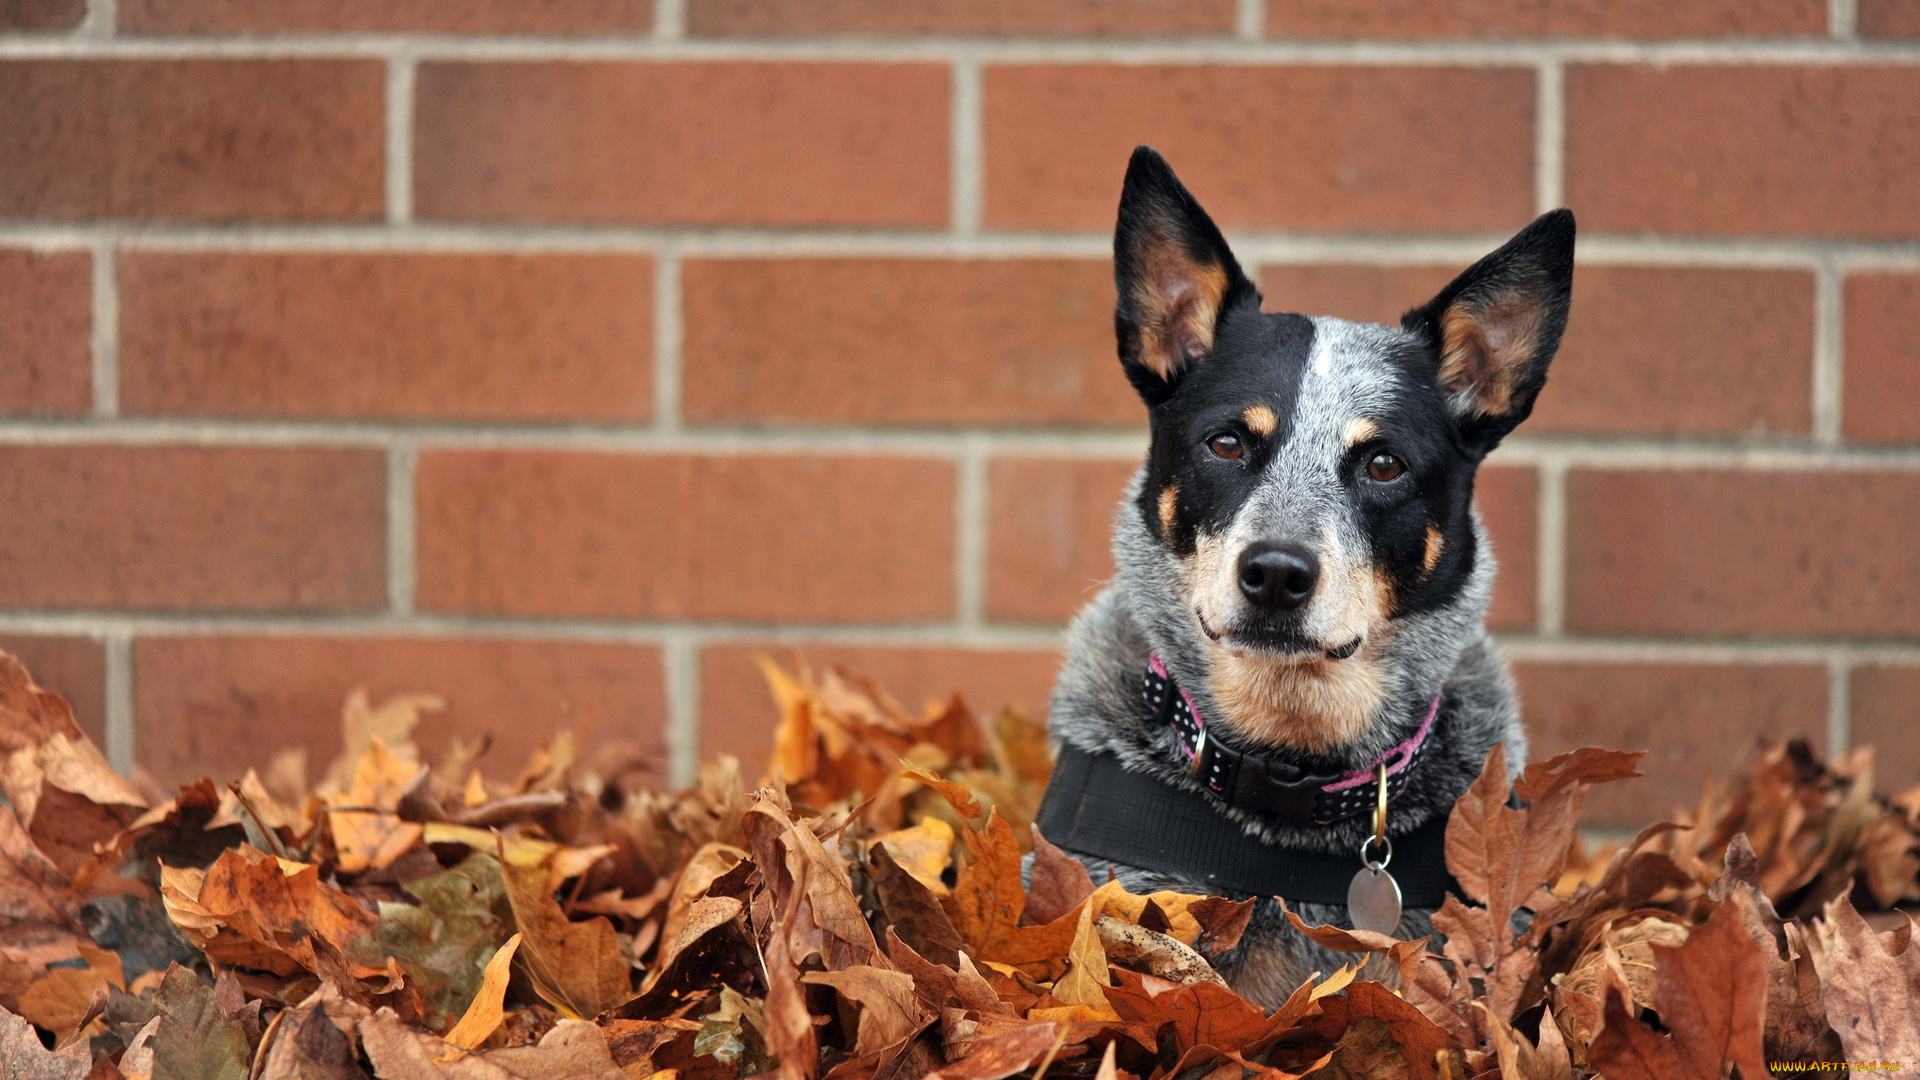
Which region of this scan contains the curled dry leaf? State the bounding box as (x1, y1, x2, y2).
(441, 933, 522, 1052)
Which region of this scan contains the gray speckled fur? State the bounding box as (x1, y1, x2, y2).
(1044, 320, 1530, 1006)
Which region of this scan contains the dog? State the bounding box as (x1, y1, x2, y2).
(1033, 146, 1574, 1007)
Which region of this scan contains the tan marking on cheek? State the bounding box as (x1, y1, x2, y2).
(1423, 527, 1445, 575)
(1344, 417, 1380, 446)
(1207, 651, 1389, 753)
(1191, 530, 1237, 628)
(1157, 484, 1179, 537)
(1242, 404, 1278, 437)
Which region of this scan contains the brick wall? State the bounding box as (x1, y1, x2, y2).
(2, 0, 1917, 827)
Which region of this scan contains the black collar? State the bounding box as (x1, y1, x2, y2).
(1140, 656, 1441, 825)
(1034, 745, 1458, 907)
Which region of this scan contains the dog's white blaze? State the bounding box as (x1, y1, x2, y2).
(1199, 317, 1406, 653)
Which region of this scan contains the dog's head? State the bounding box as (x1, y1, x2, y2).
(1111, 146, 1574, 755)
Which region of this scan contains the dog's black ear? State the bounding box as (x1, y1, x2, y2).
(1114, 146, 1258, 403)
(1402, 209, 1575, 451)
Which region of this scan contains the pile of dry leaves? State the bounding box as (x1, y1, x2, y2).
(2, 647, 1917, 1080)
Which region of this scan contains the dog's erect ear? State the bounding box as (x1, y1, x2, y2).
(1114, 146, 1258, 403)
(1402, 209, 1576, 450)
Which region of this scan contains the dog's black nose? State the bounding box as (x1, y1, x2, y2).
(1238, 543, 1319, 611)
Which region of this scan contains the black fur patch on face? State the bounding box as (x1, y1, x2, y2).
(1136, 304, 1311, 557)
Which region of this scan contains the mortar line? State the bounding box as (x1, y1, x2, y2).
(4, 223, 1917, 271)
(78, 0, 114, 37)
(1534, 58, 1564, 213)
(950, 60, 983, 235)
(90, 242, 117, 417)
(104, 633, 133, 775)
(385, 51, 416, 224)
(0, 609, 1917, 662)
(653, 252, 683, 432)
(3, 35, 1919, 64)
(1235, 0, 1264, 40)
(1812, 259, 1844, 444)
(387, 444, 418, 614)
(1534, 458, 1568, 635)
(11, 419, 1920, 469)
(1831, 0, 1859, 38)
(954, 439, 989, 628)
(663, 633, 699, 786)
(654, 0, 686, 40)
(1826, 651, 1852, 754)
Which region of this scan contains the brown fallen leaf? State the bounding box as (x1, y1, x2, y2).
(15, 941, 122, 1040)
(1587, 982, 1694, 1080)
(360, 1009, 626, 1079)
(499, 858, 632, 1020)
(253, 988, 373, 1080)
(0, 1000, 90, 1080)
(801, 965, 934, 1059)
(1093, 916, 1226, 989)
(441, 933, 521, 1052)
(1819, 894, 1920, 1061)
(1023, 826, 1094, 927)
(160, 845, 378, 977)
(922, 1021, 1062, 1080)
(875, 816, 955, 898)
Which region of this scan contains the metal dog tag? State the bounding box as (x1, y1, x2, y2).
(1347, 864, 1403, 936)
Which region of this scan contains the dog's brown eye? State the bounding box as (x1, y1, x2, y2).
(1366, 452, 1405, 482)
(1207, 433, 1243, 460)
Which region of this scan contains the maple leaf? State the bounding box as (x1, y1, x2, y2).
(160, 844, 377, 978)
(349, 853, 514, 1034)
(1819, 893, 1920, 1061)
(142, 965, 252, 1080)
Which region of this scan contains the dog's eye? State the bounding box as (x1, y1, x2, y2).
(1366, 452, 1405, 482)
(1206, 433, 1244, 460)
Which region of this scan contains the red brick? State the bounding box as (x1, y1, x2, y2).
(0, 60, 384, 222)
(0, 446, 386, 612)
(985, 458, 1135, 623)
(981, 458, 1535, 628)
(1477, 465, 1536, 632)
(700, 644, 1061, 768)
(0, 0, 85, 30)
(683, 259, 1135, 427)
(1268, 0, 1822, 38)
(688, 0, 1232, 35)
(415, 62, 948, 227)
(120, 252, 653, 422)
(416, 452, 954, 621)
(1567, 65, 1920, 238)
(0, 249, 90, 415)
(983, 65, 1534, 233)
(134, 636, 665, 789)
(1515, 660, 1827, 828)
(1257, 264, 1459, 327)
(1843, 272, 1920, 444)
(1261, 264, 1815, 436)
(1850, 664, 1920, 792)
(1565, 470, 1920, 638)
(1267, 264, 1816, 436)
(1860, 0, 1920, 37)
(121, 0, 650, 33)
(0, 635, 106, 748)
